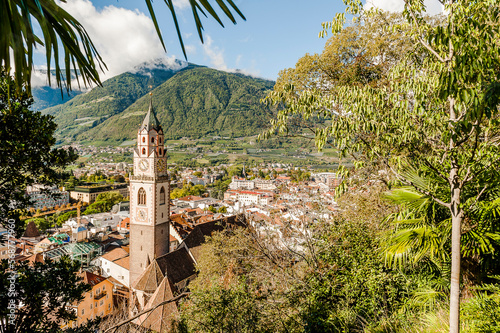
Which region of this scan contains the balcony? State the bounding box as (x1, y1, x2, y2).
(93, 291, 106, 300)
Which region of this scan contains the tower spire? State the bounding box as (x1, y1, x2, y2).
(141, 92, 161, 132)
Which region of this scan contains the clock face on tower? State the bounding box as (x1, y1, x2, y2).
(139, 159, 149, 172)
(136, 208, 147, 222)
(156, 159, 166, 172)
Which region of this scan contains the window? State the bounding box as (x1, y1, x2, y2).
(151, 137, 155, 143)
(142, 137, 145, 143)
(103, 285, 105, 291)
(106, 294, 109, 299)
(138, 188, 146, 205)
(159, 137, 162, 144)
(159, 148, 162, 156)
(106, 268, 110, 273)
(100, 300, 103, 306)
(81, 309, 85, 315)
(108, 304, 111, 310)
(159, 187, 165, 205)
(90, 304, 93, 309)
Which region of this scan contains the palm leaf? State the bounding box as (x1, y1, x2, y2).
(2, 0, 245, 92)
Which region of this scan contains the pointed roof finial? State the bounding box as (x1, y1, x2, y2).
(141, 91, 162, 132)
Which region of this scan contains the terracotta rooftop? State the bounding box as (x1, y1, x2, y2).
(101, 247, 129, 262)
(113, 256, 130, 270)
(80, 271, 106, 286)
(176, 195, 204, 202)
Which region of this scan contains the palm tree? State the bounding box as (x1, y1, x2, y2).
(383, 171, 500, 304)
(1, 0, 245, 92)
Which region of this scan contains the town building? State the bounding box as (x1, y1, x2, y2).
(26, 184, 69, 210)
(63, 272, 114, 329)
(70, 183, 129, 204)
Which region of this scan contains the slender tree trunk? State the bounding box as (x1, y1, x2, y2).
(449, 166, 462, 333)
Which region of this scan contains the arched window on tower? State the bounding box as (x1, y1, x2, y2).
(138, 188, 146, 205)
(142, 148, 146, 155)
(151, 137, 155, 143)
(160, 187, 165, 205)
(142, 137, 145, 143)
(159, 148, 162, 156)
(159, 137, 162, 144)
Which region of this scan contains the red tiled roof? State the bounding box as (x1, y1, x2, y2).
(80, 271, 106, 286)
(176, 195, 203, 202)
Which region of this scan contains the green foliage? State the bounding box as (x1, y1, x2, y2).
(461, 285, 500, 333)
(226, 165, 243, 178)
(0, 71, 77, 234)
(208, 178, 231, 200)
(179, 281, 265, 333)
(264, 2, 500, 330)
(288, 168, 310, 182)
(178, 184, 412, 332)
(217, 206, 227, 213)
(171, 184, 207, 199)
(83, 191, 124, 215)
(0, 257, 91, 332)
(57, 211, 78, 226)
(25, 217, 52, 234)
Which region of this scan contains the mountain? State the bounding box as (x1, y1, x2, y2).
(31, 86, 83, 111)
(39, 59, 193, 141)
(41, 64, 275, 145)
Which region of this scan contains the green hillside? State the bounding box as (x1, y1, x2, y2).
(42, 63, 196, 140)
(75, 67, 275, 144)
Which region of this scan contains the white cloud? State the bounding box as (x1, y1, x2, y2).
(365, 0, 443, 15)
(58, 0, 168, 82)
(202, 35, 229, 71)
(201, 35, 261, 78)
(172, 0, 190, 10)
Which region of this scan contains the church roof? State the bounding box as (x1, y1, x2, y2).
(132, 259, 164, 293)
(23, 221, 40, 238)
(141, 95, 162, 132)
(137, 277, 178, 332)
(155, 247, 196, 285)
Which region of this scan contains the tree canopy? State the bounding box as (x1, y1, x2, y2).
(263, 2, 500, 332)
(0, 71, 77, 234)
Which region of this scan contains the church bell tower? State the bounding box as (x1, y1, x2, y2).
(129, 94, 170, 286)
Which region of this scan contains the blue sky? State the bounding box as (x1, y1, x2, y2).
(31, 0, 442, 86)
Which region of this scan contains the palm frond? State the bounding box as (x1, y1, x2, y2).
(1, 0, 105, 92)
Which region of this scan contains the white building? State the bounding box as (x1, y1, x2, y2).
(98, 247, 130, 287)
(224, 190, 273, 206)
(229, 177, 255, 190)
